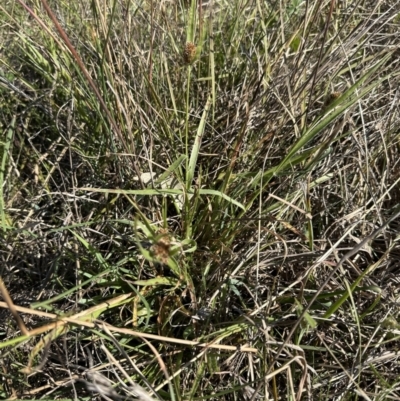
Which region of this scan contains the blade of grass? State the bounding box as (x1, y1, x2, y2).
(80, 187, 245, 210)
(0, 116, 15, 233)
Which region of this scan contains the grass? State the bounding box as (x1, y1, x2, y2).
(0, 0, 400, 399)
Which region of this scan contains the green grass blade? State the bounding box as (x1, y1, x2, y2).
(187, 95, 211, 187)
(0, 116, 15, 233)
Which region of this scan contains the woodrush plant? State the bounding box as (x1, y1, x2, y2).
(0, 0, 400, 400)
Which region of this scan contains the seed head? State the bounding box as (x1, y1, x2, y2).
(183, 42, 196, 65)
(152, 228, 172, 265)
(323, 91, 342, 110)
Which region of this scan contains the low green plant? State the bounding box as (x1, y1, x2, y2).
(1, 0, 400, 400)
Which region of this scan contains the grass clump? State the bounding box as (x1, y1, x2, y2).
(1, 0, 400, 400)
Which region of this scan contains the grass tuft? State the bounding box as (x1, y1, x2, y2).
(1, 0, 400, 400)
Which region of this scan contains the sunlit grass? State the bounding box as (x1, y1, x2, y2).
(1, 0, 400, 400)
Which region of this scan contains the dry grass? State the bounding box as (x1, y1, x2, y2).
(1, 0, 400, 400)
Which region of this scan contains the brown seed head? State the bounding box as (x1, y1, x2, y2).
(152, 228, 172, 265)
(323, 91, 343, 110)
(183, 42, 196, 65)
